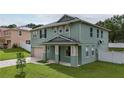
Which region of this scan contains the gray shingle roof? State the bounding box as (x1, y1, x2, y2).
(32, 14, 111, 32)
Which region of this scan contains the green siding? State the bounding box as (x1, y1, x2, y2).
(80, 23, 108, 51)
(47, 46, 55, 60)
(81, 44, 97, 65)
(60, 46, 70, 63)
(31, 21, 109, 66)
(78, 46, 82, 65)
(70, 22, 81, 41)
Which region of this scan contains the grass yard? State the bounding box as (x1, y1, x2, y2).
(109, 48, 124, 52)
(0, 48, 30, 61)
(1, 61, 124, 78)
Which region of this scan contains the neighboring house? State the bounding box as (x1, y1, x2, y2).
(0, 28, 8, 48)
(31, 15, 111, 67)
(0, 27, 31, 50)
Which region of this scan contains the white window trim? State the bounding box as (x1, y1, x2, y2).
(54, 27, 58, 35)
(42, 29, 45, 39)
(85, 47, 90, 58)
(90, 27, 93, 37)
(58, 26, 63, 34)
(18, 31, 22, 36)
(33, 31, 38, 38)
(91, 47, 95, 57)
(65, 25, 70, 33)
(4, 31, 10, 36)
(101, 30, 103, 38)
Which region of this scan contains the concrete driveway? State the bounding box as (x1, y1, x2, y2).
(0, 57, 41, 68)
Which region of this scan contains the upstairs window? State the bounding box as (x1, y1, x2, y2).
(40, 30, 42, 38)
(19, 31, 21, 36)
(54, 30, 57, 33)
(59, 27, 63, 33)
(33, 31, 37, 38)
(97, 29, 99, 38)
(65, 26, 70, 33)
(44, 29, 47, 38)
(90, 28, 93, 37)
(66, 28, 69, 32)
(101, 30, 103, 38)
(59, 29, 62, 33)
(54, 27, 57, 34)
(40, 29, 47, 39)
(4, 31, 10, 36)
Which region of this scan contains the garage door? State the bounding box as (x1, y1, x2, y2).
(33, 47, 44, 59)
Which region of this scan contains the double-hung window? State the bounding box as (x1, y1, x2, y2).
(40, 29, 47, 39)
(85, 47, 89, 57)
(97, 29, 99, 38)
(101, 30, 103, 38)
(40, 30, 42, 38)
(19, 31, 22, 36)
(33, 31, 37, 38)
(91, 48, 95, 56)
(90, 28, 93, 37)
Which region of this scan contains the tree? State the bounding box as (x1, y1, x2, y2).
(26, 23, 36, 28)
(96, 14, 124, 43)
(16, 52, 26, 77)
(25, 23, 43, 29)
(8, 24, 17, 28)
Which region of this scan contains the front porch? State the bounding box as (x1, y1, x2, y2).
(45, 45, 80, 67)
(42, 35, 81, 67)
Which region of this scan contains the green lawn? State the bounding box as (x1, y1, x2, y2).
(0, 48, 30, 61)
(109, 48, 124, 51)
(1, 61, 124, 78)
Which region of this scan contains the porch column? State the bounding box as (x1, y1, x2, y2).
(55, 45, 59, 63)
(42, 45, 46, 60)
(71, 45, 78, 67)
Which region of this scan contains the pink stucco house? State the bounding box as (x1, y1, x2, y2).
(0, 27, 31, 49)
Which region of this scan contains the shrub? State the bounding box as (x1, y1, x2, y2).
(12, 43, 18, 48)
(37, 60, 48, 63)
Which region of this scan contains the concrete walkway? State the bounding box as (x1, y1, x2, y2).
(0, 57, 41, 68)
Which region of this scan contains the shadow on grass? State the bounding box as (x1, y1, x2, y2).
(37, 60, 48, 63)
(15, 72, 26, 78)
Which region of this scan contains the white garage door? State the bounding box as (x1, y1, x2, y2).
(33, 47, 44, 59)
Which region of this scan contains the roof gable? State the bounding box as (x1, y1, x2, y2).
(49, 37, 71, 42)
(43, 35, 80, 45)
(49, 35, 77, 42)
(57, 15, 77, 23)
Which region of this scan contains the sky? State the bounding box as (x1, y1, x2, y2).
(0, 14, 114, 26)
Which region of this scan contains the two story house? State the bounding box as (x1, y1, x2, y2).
(0, 28, 8, 48)
(0, 27, 31, 49)
(31, 15, 111, 67)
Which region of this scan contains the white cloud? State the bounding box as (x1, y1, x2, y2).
(34, 14, 113, 24)
(0, 14, 114, 26)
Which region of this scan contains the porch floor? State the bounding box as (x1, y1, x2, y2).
(48, 60, 71, 67)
